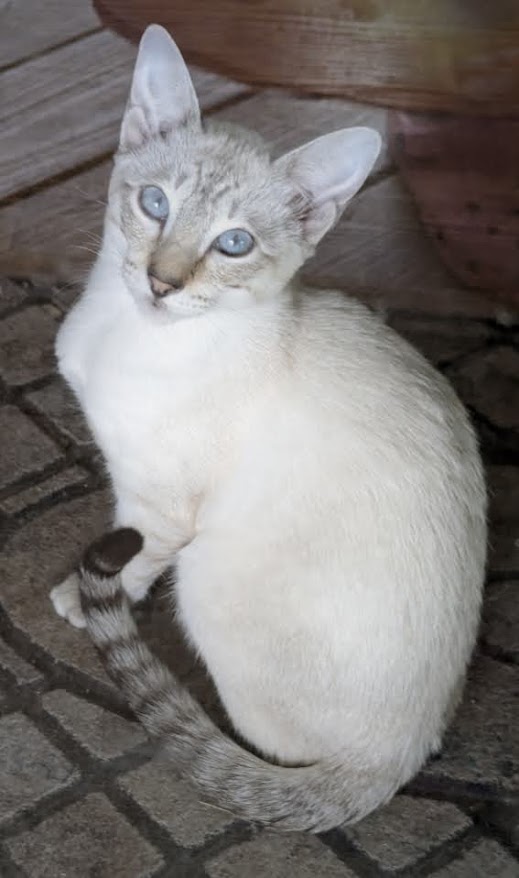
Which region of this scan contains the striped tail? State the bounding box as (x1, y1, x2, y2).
(78, 528, 395, 832)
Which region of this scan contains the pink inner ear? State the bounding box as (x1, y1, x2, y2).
(119, 25, 200, 150)
(303, 201, 338, 246)
(278, 129, 381, 225)
(120, 105, 150, 149)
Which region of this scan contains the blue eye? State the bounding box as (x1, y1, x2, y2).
(139, 186, 169, 221)
(214, 228, 254, 257)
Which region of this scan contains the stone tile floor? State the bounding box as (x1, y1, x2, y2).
(0, 275, 517, 877)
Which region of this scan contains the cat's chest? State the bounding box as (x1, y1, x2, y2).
(57, 296, 248, 490)
(87, 333, 214, 460)
(60, 311, 170, 430)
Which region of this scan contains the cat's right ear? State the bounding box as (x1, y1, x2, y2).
(277, 127, 381, 246)
(120, 25, 200, 150)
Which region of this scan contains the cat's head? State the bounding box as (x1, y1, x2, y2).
(106, 25, 381, 321)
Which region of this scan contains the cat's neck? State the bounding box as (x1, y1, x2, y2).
(85, 247, 294, 380)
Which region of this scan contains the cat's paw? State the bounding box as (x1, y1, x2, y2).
(50, 573, 86, 629)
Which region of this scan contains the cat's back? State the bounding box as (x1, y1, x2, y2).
(268, 286, 485, 533)
(289, 287, 473, 448)
(292, 287, 442, 391)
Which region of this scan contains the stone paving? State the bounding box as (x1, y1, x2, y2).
(0, 275, 518, 877)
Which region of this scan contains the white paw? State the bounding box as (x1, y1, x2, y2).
(50, 573, 86, 629)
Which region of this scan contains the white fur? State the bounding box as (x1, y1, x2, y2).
(53, 25, 486, 794)
(55, 248, 486, 766)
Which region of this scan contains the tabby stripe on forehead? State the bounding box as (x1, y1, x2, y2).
(213, 183, 233, 203)
(193, 161, 204, 193)
(228, 198, 241, 221)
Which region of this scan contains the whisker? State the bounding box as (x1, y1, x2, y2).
(70, 184, 108, 209)
(77, 229, 103, 244)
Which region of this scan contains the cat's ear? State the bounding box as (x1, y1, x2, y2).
(120, 24, 200, 150)
(277, 127, 381, 245)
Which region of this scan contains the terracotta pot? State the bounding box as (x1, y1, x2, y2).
(388, 113, 519, 307)
(94, 0, 519, 115)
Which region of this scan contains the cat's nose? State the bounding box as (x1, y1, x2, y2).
(148, 272, 184, 298)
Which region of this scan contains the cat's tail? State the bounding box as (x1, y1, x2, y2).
(78, 528, 397, 832)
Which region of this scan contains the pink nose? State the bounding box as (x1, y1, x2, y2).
(148, 273, 184, 297)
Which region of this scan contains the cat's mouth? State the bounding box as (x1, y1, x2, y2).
(123, 258, 213, 320)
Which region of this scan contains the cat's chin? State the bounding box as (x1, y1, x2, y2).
(129, 285, 211, 324)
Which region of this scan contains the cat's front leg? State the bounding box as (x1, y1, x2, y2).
(51, 490, 194, 627)
(50, 572, 88, 628)
(50, 537, 171, 628)
(112, 496, 190, 603)
(118, 535, 173, 603)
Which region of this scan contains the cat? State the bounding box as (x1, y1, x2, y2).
(51, 24, 487, 831)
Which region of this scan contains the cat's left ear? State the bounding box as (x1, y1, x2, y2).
(277, 127, 381, 245)
(120, 24, 200, 150)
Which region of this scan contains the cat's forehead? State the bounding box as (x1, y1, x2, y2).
(121, 123, 271, 195)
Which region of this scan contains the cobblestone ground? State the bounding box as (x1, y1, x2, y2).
(0, 276, 517, 877)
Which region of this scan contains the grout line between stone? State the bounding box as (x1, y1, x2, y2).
(474, 803, 519, 862)
(0, 602, 133, 720)
(404, 774, 517, 809)
(487, 569, 519, 584)
(0, 776, 91, 842)
(15, 387, 86, 450)
(0, 456, 82, 503)
(0, 692, 156, 843)
(0, 842, 27, 877)
(319, 827, 386, 878)
(104, 784, 212, 877)
(387, 308, 519, 334)
(398, 825, 486, 878)
(6, 475, 104, 531)
(480, 639, 519, 667)
(189, 821, 255, 864)
(465, 407, 519, 465)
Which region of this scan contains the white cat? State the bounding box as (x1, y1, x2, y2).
(52, 25, 486, 830)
